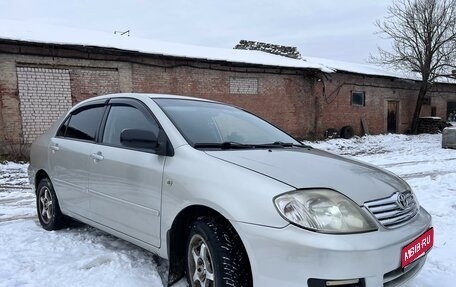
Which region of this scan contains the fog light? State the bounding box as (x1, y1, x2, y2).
(326, 279, 360, 286)
(308, 278, 364, 287)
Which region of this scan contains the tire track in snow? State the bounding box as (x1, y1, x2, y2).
(0, 187, 36, 224)
(0, 185, 32, 190)
(0, 215, 35, 223)
(400, 170, 456, 180)
(0, 196, 34, 204)
(378, 157, 456, 168)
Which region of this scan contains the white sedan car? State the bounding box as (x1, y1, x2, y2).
(29, 93, 433, 287)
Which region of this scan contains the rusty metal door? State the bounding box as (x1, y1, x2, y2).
(448, 102, 456, 122)
(387, 101, 398, 133)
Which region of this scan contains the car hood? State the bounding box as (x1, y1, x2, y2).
(205, 147, 408, 205)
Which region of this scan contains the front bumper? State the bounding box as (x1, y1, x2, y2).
(232, 207, 432, 287)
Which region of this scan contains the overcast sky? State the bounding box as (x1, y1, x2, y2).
(0, 0, 393, 64)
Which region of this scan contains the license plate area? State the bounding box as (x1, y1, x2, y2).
(401, 227, 434, 268)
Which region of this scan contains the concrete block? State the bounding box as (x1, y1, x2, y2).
(442, 127, 456, 149)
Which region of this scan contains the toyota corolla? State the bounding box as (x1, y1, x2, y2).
(28, 93, 433, 287)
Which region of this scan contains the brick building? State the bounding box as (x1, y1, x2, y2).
(1, 23, 456, 156)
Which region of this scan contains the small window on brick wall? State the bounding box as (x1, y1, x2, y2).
(351, 91, 365, 106)
(431, 106, 437, 117)
(229, 77, 258, 94)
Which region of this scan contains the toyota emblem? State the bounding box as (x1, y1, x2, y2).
(397, 191, 414, 210)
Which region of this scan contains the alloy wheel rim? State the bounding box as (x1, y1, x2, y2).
(39, 187, 53, 224)
(188, 234, 215, 287)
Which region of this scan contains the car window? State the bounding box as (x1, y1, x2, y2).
(56, 116, 70, 137)
(102, 104, 160, 148)
(65, 105, 105, 141)
(154, 98, 300, 146)
(212, 113, 275, 143)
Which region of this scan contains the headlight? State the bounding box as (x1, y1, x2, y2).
(274, 189, 378, 234)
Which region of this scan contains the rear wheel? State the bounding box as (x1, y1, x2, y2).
(186, 217, 252, 287)
(36, 178, 67, 230)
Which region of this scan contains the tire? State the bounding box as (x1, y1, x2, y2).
(185, 217, 252, 287)
(340, 125, 355, 139)
(36, 178, 67, 230)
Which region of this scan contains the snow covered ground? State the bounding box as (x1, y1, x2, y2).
(1, 134, 455, 286)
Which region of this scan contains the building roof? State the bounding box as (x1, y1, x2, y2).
(0, 20, 331, 72)
(302, 56, 407, 79)
(0, 20, 450, 83)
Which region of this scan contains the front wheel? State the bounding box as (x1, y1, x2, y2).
(186, 217, 252, 287)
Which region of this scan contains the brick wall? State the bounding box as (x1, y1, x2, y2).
(314, 73, 456, 137)
(1, 41, 456, 153)
(17, 67, 72, 143)
(229, 77, 258, 94)
(427, 88, 456, 120)
(0, 50, 129, 148)
(0, 47, 316, 146)
(70, 68, 120, 104)
(0, 94, 3, 152)
(0, 54, 21, 153)
(132, 63, 315, 137)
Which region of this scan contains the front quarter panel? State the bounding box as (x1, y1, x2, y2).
(160, 145, 292, 250)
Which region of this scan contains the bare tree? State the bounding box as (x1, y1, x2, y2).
(373, 0, 456, 133)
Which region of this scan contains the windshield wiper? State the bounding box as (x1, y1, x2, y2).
(193, 141, 313, 150)
(258, 141, 313, 149)
(193, 142, 254, 150)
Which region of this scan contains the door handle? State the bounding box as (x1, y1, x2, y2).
(90, 152, 104, 162)
(49, 144, 60, 152)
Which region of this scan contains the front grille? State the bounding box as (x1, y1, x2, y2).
(364, 191, 419, 228)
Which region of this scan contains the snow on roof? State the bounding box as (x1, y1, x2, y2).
(303, 56, 456, 84)
(1, 20, 454, 84)
(0, 20, 332, 72)
(302, 56, 409, 79)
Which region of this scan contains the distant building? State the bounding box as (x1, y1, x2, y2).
(0, 21, 456, 156)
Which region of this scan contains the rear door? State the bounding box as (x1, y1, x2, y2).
(49, 102, 106, 217)
(88, 98, 165, 247)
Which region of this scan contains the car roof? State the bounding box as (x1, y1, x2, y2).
(74, 93, 217, 108)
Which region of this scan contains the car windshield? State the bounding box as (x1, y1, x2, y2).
(154, 98, 302, 148)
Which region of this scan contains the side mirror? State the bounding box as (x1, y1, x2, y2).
(120, 128, 159, 150)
